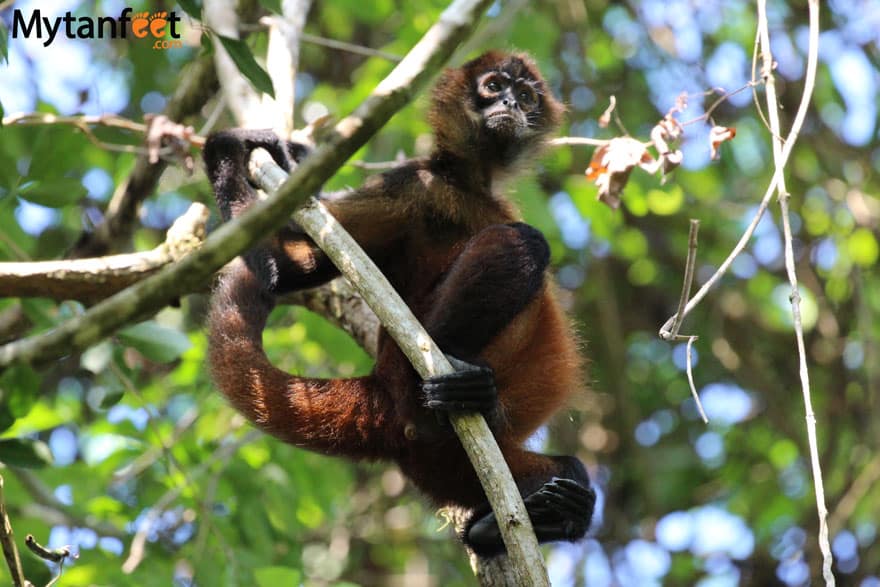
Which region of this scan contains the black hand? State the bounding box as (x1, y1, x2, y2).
(524, 477, 595, 539)
(420, 355, 497, 415)
(465, 476, 595, 556)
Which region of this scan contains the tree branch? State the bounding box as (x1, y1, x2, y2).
(0, 0, 491, 398)
(0, 475, 28, 587)
(69, 0, 262, 258)
(756, 0, 833, 583)
(0, 203, 209, 303)
(249, 147, 549, 585)
(68, 57, 218, 258)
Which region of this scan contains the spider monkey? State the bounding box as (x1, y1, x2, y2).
(203, 51, 595, 556)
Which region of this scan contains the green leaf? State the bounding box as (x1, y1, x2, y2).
(847, 228, 879, 267)
(98, 388, 126, 409)
(254, 566, 301, 587)
(0, 407, 14, 434)
(258, 0, 283, 14)
(0, 22, 7, 65)
(215, 34, 275, 98)
(0, 438, 54, 468)
(200, 30, 214, 55)
(177, 0, 202, 18)
(18, 178, 87, 208)
(119, 321, 192, 363)
(0, 363, 39, 418)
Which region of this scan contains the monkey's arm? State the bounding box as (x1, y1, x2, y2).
(204, 129, 409, 295)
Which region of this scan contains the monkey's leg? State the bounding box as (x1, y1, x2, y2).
(419, 222, 550, 415)
(414, 224, 594, 554)
(208, 259, 402, 460)
(465, 453, 595, 556)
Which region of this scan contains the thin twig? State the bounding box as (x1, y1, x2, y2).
(750, 28, 776, 140)
(660, 220, 707, 422)
(301, 32, 402, 62)
(685, 336, 708, 423)
(678, 78, 766, 128)
(756, 0, 833, 584)
(12, 469, 125, 539)
(828, 454, 880, 535)
(24, 535, 75, 587)
(24, 534, 73, 563)
(1, 112, 158, 156)
(121, 429, 259, 574)
(1, 112, 147, 133)
(0, 475, 27, 587)
(549, 136, 611, 147)
(662, 219, 700, 340)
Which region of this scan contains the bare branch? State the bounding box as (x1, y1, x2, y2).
(282, 279, 381, 357)
(11, 468, 125, 539)
(2, 112, 147, 133)
(250, 145, 549, 584)
(756, 0, 833, 583)
(549, 136, 610, 148)
(0, 475, 27, 587)
(204, 0, 265, 127)
(661, 219, 700, 341)
(828, 454, 880, 535)
(24, 534, 74, 564)
(122, 429, 260, 574)
(301, 32, 402, 62)
(0, 204, 209, 303)
(261, 0, 313, 135)
(69, 56, 219, 258)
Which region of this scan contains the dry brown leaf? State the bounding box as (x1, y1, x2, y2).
(648, 115, 684, 179)
(598, 95, 617, 129)
(709, 125, 737, 159)
(144, 114, 196, 171)
(586, 137, 654, 209)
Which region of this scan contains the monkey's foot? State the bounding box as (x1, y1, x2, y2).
(420, 355, 496, 414)
(522, 478, 595, 540)
(466, 477, 595, 556)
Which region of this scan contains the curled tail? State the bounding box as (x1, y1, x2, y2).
(207, 259, 399, 459)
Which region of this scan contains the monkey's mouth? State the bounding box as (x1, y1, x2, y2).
(485, 111, 520, 134)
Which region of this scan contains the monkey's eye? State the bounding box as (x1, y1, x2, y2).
(516, 87, 537, 107)
(486, 80, 502, 92)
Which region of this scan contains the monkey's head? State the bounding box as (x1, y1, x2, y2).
(430, 51, 564, 167)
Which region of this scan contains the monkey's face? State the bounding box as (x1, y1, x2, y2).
(475, 70, 541, 140)
(429, 51, 563, 163)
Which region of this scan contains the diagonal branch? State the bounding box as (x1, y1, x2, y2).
(249, 147, 548, 584)
(0, 0, 490, 389)
(0, 475, 27, 587)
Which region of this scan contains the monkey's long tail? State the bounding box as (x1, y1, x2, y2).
(207, 258, 395, 459)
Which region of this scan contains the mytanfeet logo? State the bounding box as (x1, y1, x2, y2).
(11, 7, 183, 50)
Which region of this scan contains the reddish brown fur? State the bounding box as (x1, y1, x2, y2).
(206, 52, 583, 513)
